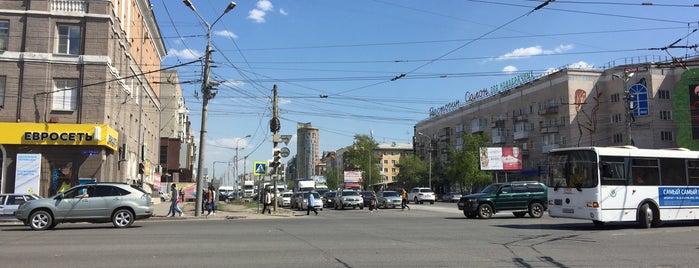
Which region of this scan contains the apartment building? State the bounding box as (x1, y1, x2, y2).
(415, 58, 699, 182)
(296, 122, 319, 179)
(159, 70, 195, 184)
(0, 0, 165, 196)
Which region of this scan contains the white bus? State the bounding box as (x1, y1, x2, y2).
(547, 146, 699, 228)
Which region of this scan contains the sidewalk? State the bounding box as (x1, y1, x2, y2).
(149, 200, 295, 221)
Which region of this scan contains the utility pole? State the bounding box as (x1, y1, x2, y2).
(271, 85, 280, 211)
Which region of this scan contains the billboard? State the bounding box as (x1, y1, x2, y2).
(343, 170, 362, 183)
(479, 147, 522, 171)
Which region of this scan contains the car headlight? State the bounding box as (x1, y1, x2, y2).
(468, 198, 478, 203)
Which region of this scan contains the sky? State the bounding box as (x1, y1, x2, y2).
(150, 0, 699, 181)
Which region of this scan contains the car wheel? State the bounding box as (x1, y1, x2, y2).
(29, 210, 53, 231)
(477, 204, 493, 219)
(513, 212, 527, 218)
(430, 201, 434, 205)
(638, 203, 653, 229)
(112, 209, 134, 228)
(360, 205, 364, 210)
(414, 197, 418, 204)
(592, 220, 605, 228)
(528, 202, 544, 218)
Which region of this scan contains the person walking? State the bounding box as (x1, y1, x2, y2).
(166, 183, 183, 217)
(261, 188, 272, 214)
(306, 192, 318, 215)
(370, 190, 379, 213)
(401, 188, 410, 210)
(179, 188, 185, 203)
(205, 186, 214, 216)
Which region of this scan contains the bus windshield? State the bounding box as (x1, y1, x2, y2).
(548, 150, 598, 188)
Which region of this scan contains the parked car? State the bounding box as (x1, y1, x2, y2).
(290, 192, 305, 210)
(323, 191, 337, 208)
(0, 193, 41, 221)
(14, 183, 153, 230)
(457, 181, 547, 219)
(335, 190, 364, 210)
(407, 187, 436, 204)
(299, 191, 323, 211)
(278, 191, 293, 207)
(377, 191, 401, 209)
(442, 192, 462, 203)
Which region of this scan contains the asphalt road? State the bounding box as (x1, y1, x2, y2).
(2, 202, 698, 268)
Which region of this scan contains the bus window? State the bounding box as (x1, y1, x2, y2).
(631, 158, 659, 186)
(660, 158, 685, 186)
(688, 160, 699, 186)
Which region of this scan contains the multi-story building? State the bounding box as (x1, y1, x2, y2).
(296, 122, 319, 179)
(376, 142, 412, 184)
(0, 0, 165, 196)
(159, 70, 194, 185)
(415, 57, 699, 182)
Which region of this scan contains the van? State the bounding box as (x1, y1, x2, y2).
(218, 186, 236, 201)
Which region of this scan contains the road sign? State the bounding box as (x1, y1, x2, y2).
(280, 135, 292, 145)
(253, 161, 267, 176)
(280, 147, 290, 158)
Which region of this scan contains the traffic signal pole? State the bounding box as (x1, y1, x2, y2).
(271, 85, 280, 211)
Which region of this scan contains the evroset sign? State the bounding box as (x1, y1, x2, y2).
(0, 123, 118, 151)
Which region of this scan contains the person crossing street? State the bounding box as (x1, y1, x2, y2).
(306, 191, 318, 216)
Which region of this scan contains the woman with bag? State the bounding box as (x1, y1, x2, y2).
(205, 186, 214, 216)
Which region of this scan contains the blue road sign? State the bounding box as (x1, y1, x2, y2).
(254, 162, 267, 176)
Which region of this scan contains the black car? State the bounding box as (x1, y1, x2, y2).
(323, 191, 336, 208)
(361, 191, 373, 207)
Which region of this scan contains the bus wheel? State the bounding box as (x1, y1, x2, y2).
(592, 220, 605, 228)
(638, 203, 653, 229)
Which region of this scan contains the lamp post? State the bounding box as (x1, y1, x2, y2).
(612, 72, 635, 146)
(234, 134, 251, 190)
(185, 0, 237, 216)
(417, 132, 432, 189)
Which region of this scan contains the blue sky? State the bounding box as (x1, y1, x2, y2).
(151, 0, 698, 180)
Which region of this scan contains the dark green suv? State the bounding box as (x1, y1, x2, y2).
(457, 181, 547, 219)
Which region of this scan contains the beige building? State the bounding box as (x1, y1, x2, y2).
(415, 58, 697, 182)
(296, 122, 319, 179)
(376, 142, 413, 184)
(0, 0, 165, 195)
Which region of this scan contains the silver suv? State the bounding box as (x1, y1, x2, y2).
(334, 190, 364, 210)
(15, 183, 153, 230)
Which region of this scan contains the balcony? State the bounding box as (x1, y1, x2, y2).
(52, 0, 87, 13)
(539, 126, 559, 134)
(513, 114, 528, 122)
(492, 135, 506, 144)
(514, 130, 529, 140)
(538, 105, 559, 115)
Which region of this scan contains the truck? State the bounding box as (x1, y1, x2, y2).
(294, 178, 315, 193)
(243, 180, 255, 198)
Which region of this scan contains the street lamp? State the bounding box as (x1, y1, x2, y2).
(417, 132, 432, 189)
(185, 0, 237, 216)
(234, 134, 251, 190)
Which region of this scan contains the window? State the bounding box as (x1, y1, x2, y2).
(659, 111, 672, 120)
(391, 160, 396, 164)
(0, 20, 8, 50)
(629, 84, 649, 116)
(658, 90, 670, 100)
(611, 113, 622, 123)
(52, 79, 78, 111)
(661, 131, 673, 141)
(57, 24, 81, 55)
(0, 76, 5, 108)
(610, 93, 620, 103)
(613, 133, 623, 144)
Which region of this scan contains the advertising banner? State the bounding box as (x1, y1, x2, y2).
(343, 170, 362, 183)
(15, 154, 41, 195)
(479, 147, 522, 171)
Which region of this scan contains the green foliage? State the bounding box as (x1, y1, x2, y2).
(395, 154, 427, 188)
(445, 133, 493, 193)
(324, 168, 341, 189)
(344, 134, 381, 188)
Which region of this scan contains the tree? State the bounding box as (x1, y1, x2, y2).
(344, 134, 380, 189)
(445, 133, 492, 193)
(395, 154, 427, 188)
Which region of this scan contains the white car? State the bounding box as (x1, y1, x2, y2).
(0, 193, 41, 221)
(278, 191, 293, 207)
(408, 187, 436, 204)
(300, 191, 323, 211)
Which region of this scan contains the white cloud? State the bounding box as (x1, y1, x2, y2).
(248, 0, 274, 23)
(214, 30, 238, 39)
(166, 48, 202, 60)
(495, 44, 573, 61)
(502, 65, 518, 73)
(279, 8, 288, 15)
(568, 61, 595, 70)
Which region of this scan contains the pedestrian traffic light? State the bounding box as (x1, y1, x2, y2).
(138, 163, 145, 174)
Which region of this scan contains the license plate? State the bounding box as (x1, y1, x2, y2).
(562, 208, 574, 213)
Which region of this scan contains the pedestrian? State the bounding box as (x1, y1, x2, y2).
(262, 188, 272, 214)
(166, 183, 183, 217)
(306, 191, 318, 215)
(370, 190, 379, 213)
(179, 188, 185, 203)
(205, 186, 214, 216)
(210, 186, 217, 215)
(401, 188, 410, 210)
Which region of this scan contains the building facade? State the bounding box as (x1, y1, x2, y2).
(296, 122, 319, 179)
(415, 58, 698, 182)
(158, 70, 194, 184)
(0, 0, 165, 196)
(376, 142, 413, 184)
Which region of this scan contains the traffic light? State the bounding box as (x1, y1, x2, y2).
(271, 148, 281, 168)
(138, 163, 145, 174)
